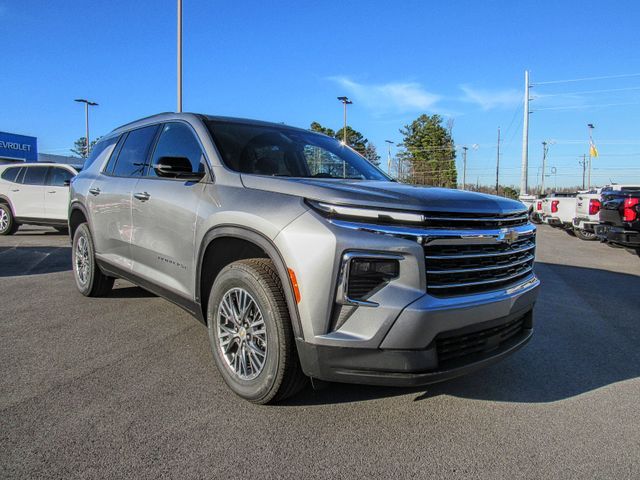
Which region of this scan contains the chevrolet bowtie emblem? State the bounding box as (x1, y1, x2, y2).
(498, 228, 519, 244)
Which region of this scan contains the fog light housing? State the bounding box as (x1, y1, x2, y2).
(336, 252, 402, 306)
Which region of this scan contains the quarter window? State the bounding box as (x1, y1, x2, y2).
(22, 167, 48, 185)
(85, 135, 120, 171)
(1, 167, 20, 183)
(111, 126, 159, 177)
(147, 123, 205, 177)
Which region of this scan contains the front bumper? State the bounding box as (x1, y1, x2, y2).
(594, 224, 640, 247)
(297, 308, 534, 386)
(297, 275, 539, 386)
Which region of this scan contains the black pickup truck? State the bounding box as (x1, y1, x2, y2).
(594, 185, 640, 256)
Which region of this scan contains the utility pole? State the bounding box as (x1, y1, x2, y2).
(587, 123, 595, 189)
(177, 0, 183, 112)
(579, 154, 587, 190)
(520, 70, 530, 195)
(74, 98, 98, 158)
(462, 146, 468, 190)
(385, 140, 394, 176)
(495, 127, 501, 195)
(541, 141, 548, 195)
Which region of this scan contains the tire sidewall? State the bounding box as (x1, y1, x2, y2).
(207, 265, 282, 402)
(72, 224, 97, 295)
(0, 204, 15, 235)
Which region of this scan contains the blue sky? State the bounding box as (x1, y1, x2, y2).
(1, 0, 639, 188)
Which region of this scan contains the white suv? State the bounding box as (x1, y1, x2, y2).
(0, 163, 78, 235)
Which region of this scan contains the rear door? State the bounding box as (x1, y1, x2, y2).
(87, 125, 159, 272)
(130, 122, 207, 299)
(14, 166, 47, 218)
(44, 166, 76, 220)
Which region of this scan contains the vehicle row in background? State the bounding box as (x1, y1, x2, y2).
(522, 185, 640, 257)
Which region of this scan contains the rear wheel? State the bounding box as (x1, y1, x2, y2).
(574, 228, 597, 241)
(207, 258, 307, 404)
(72, 223, 114, 297)
(0, 204, 18, 235)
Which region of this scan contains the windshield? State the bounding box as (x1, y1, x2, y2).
(205, 120, 390, 181)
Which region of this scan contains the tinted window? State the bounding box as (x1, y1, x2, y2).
(205, 120, 388, 180)
(1, 167, 20, 183)
(15, 167, 26, 184)
(23, 167, 48, 185)
(148, 123, 204, 177)
(111, 126, 159, 177)
(47, 167, 75, 187)
(85, 135, 120, 171)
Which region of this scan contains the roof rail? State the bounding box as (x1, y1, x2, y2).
(112, 112, 175, 132)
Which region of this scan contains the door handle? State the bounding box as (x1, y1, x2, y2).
(134, 192, 150, 202)
(89, 188, 101, 196)
(10, 189, 20, 192)
(48, 191, 57, 194)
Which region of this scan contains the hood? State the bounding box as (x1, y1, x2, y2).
(240, 176, 526, 214)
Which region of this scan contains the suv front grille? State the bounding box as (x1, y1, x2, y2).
(436, 313, 530, 365)
(424, 231, 535, 297)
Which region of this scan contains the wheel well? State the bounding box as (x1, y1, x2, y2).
(199, 236, 268, 322)
(69, 208, 87, 238)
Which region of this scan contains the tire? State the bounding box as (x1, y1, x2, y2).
(72, 223, 114, 297)
(574, 228, 597, 241)
(0, 203, 19, 235)
(565, 228, 576, 237)
(207, 258, 307, 404)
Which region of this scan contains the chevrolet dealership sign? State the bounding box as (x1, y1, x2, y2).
(0, 131, 38, 162)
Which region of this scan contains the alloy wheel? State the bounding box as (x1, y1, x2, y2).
(74, 235, 90, 286)
(217, 287, 267, 380)
(0, 208, 8, 232)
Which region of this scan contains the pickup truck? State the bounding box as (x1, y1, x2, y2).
(540, 192, 577, 233)
(572, 189, 601, 240)
(594, 184, 640, 256)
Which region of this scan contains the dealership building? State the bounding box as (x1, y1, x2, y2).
(0, 131, 80, 166)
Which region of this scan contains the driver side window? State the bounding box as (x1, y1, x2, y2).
(147, 123, 205, 177)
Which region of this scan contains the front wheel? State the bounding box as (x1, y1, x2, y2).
(207, 258, 307, 404)
(574, 228, 597, 241)
(0, 204, 19, 235)
(72, 223, 114, 297)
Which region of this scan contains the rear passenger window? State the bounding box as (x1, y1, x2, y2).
(47, 167, 75, 187)
(111, 126, 159, 177)
(23, 167, 48, 185)
(147, 123, 205, 177)
(1, 167, 20, 183)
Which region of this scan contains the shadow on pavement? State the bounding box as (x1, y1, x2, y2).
(282, 261, 640, 406)
(0, 246, 71, 277)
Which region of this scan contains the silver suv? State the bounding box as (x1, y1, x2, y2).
(69, 113, 540, 404)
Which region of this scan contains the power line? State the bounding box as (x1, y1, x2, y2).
(533, 101, 640, 111)
(537, 85, 640, 97)
(532, 72, 640, 86)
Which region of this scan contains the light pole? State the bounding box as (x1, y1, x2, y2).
(177, 0, 183, 112)
(587, 123, 595, 189)
(337, 96, 352, 144)
(74, 98, 98, 158)
(385, 140, 394, 176)
(462, 146, 468, 190)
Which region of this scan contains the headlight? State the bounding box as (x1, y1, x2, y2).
(306, 199, 424, 224)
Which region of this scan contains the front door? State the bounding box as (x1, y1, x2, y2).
(13, 166, 47, 218)
(131, 122, 206, 299)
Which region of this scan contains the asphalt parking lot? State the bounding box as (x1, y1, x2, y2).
(1, 225, 639, 479)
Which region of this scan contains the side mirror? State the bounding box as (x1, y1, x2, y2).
(154, 156, 204, 180)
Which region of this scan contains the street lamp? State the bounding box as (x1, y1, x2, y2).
(74, 98, 98, 158)
(337, 96, 352, 145)
(385, 140, 394, 176)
